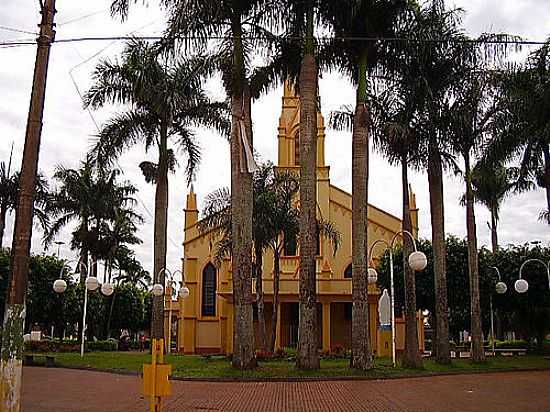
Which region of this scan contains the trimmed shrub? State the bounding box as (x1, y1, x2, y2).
(25, 339, 118, 353)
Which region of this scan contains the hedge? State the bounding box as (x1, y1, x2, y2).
(25, 339, 118, 353)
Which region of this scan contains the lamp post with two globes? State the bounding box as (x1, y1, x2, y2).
(146, 268, 190, 411)
(53, 259, 114, 357)
(367, 230, 428, 367)
(152, 269, 190, 353)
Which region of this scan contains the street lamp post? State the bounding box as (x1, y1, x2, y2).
(367, 230, 428, 367)
(53, 259, 114, 357)
(488, 267, 508, 355)
(146, 268, 190, 411)
(515, 259, 550, 294)
(169, 270, 190, 354)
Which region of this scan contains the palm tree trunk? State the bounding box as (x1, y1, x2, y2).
(465, 151, 485, 363)
(401, 156, 422, 368)
(106, 290, 116, 339)
(270, 247, 281, 353)
(151, 122, 169, 341)
(351, 50, 372, 371)
(490, 207, 498, 254)
(0, 204, 7, 249)
(79, 218, 89, 284)
(427, 144, 450, 364)
(255, 246, 267, 352)
(229, 16, 256, 366)
(297, 3, 320, 370)
(543, 144, 550, 223)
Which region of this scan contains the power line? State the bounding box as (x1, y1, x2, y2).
(0, 34, 548, 47)
(0, 25, 37, 36)
(58, 9, 108, 26)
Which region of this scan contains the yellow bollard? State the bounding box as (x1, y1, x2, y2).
(143, 338, 171, 412)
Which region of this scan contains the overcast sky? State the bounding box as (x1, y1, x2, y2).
(1, 1, 549, 282)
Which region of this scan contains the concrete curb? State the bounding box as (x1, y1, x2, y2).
(25, 364, 550, 383)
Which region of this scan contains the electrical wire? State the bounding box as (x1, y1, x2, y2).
(0, 34, 548, 47)
(58, 9, 108, 26)
(0, 25, 37, 36)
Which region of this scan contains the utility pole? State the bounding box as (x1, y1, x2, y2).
(0, 1, 56, 410)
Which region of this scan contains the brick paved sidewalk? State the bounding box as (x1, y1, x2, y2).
(22, 367, 550, 411)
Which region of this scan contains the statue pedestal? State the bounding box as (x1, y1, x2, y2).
(377, 326, 392, 358)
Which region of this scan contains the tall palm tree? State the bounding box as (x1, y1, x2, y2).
(471, 161, 520, 253)
(397, 0, 465, 364)
(372, 85, 424, 368)
(84, 39, 229, 343)
(156, 0, 285, 369)
(323, 0, 410, 370)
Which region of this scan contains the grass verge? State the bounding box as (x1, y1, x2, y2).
(25, 352, 550, 380)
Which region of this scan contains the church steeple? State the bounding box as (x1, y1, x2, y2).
(277, 81, 326, 170)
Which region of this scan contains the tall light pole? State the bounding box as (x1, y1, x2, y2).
(168, 270, 190, 354)
(488, 267, 508, 355)
(367, 230, 428, 367)
(145, 268, 190, 411)
(0, 2, 57, 409)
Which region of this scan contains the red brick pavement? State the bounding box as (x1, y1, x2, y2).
(22, 367, 550, 412)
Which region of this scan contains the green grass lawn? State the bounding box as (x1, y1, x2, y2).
(26, 351, 550, 379)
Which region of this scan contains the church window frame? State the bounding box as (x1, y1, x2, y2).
(201, 262, 217, 317)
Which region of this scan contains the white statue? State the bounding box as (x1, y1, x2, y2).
(378, 289, 391, 327)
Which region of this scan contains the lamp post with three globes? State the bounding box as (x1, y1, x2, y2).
(53, 259, 115, 357)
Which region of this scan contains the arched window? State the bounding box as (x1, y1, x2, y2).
(202, 263, 217, 316)
(294, 132, 300, 166)
(283, 232, 298, 256)
(344, 264, 352, 279)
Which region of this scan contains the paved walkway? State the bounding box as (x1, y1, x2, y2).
(22, 367, 550, 411)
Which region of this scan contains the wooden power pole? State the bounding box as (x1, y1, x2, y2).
(0, 1, 56, 410)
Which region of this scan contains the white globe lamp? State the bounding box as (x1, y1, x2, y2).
(408, 251, 428, 272)
(85, 276, 99, 291)
(495, 281, 507, 295)
(53, 279, 67, 294)
(179, 286, 190, 299)
(152, 284, 164, 297)
(514, 279, 529, 294)
(367, 268, 378, 285)
(101, 283, 115, 297)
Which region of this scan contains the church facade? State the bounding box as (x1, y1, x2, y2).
(165, 83, 425, 356)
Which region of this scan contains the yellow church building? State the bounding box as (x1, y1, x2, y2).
(165, 83, 425, 356)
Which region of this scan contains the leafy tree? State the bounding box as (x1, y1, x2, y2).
(113, 246, 152, 288)
(45, 160, 139, 282)
(378, 237, 550, 350)
(200, 163, 341, 353)
(487, 40, 550, 223)
(85, 38, 229, 343)
(108, 283, 148, 337)
(1, 152, 51, 248)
